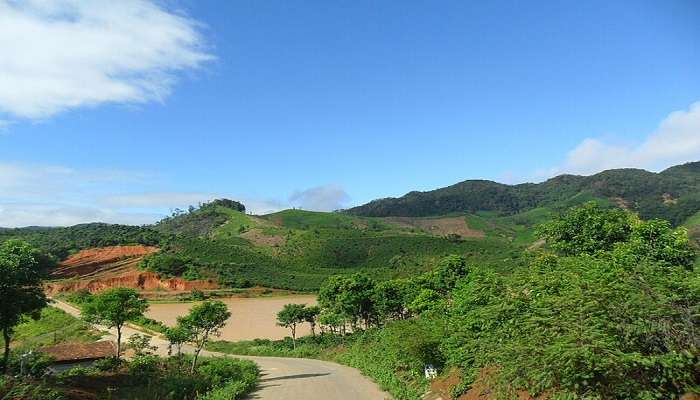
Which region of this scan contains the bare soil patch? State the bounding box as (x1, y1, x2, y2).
(383, 216, 485, 238)
(53, 245, 159, 278)
(47, 245, 217, 295)
(240, 228, 286, 248)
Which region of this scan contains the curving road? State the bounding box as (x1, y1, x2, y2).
(50, 299, 390, 400)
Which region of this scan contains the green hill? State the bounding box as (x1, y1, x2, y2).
(346, 162, 700, 225)
(147, 204, 517, 290)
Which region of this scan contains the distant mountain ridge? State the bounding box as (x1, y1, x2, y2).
(346, 162, 700, 225)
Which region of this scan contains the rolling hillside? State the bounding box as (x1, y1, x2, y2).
(2, 162, 700, 291)
(346, 161, 700, 225)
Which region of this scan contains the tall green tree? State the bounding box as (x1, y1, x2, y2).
(178, 300, 230, 372)
(319, 273, 377, 328)
(82, 288, 148, 360)
(165, 324, 193, 367)
(277, 304, 306, 348)
(0, 240, 48, 372)
(373, 279, 415, 321)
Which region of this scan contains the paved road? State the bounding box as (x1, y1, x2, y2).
(51, 299, 390, 400)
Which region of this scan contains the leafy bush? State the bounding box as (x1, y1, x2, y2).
(443, 255, 700, 399)
(196, 357, 258, 390)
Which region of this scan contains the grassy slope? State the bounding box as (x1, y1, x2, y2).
(160, 195, 672, 291)
(158, 207, 525, 290)
(0, 307, 101, 350)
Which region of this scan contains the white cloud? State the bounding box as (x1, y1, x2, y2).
(544, 102, 700, 178)
(289, 184, 351, 212)
(0, 203, 159, 227)
(0, 163, 348, 226)
(0, 0, 212, 120)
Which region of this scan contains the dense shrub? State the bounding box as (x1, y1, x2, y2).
(443, 255, 700, 399)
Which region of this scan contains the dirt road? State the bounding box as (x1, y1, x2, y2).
(50, 299, 390, 400)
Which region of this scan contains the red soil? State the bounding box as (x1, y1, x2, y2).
(53, 245, 159, 278)
(46, 245, 218, 295)
(429, 368, 540, 400)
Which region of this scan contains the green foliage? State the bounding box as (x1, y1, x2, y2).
(539, 202, 697, 268)
(0, 376, 65, 400)
(141, 253, 190, 276)
(130, 315, 169, 334)
(373, 279, 416, 321)
(429, 254, 470, 294)
(0, 240, 49, 370)
(444, 256, 700, 399)
(276, 304, 307, 347)
(82, 288, 148, 359)
(338, 319, 444, 400)
(536, 202, 634, 255)
(0, 307, 100, 350)
(617, 218, 697, 268)
(407, 289, 444, 316)
(319, 273, 378, 328)
(178, 300, 231, 372)
(127, 333, 157, 357)
(165, 324, 194, 360)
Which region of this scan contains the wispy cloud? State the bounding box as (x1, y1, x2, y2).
(289, 184, 351, 212)
(539, 101, 700, 179)
(101, 192, 220, 208)
(0, 163, 349, 226)
(0, 0, 212, 121)
(0, 203, 160, 227)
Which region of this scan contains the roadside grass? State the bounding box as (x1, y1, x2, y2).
(0, 307, 102, 350)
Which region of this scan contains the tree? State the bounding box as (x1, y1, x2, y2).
(536, 201, 633, 256)
(302, 305, 321, 338)
(82, 288, 148, 361)
(407, 289, 444, 316)
(178, 300, 230, 372)
(431, 255, 470, 294)
(127, 333, 157, 357)
(0, 240, 48, 372)
(619, 219, 696, 268)
(277, 304, 306, 348)
(373, 279, 416, 322)
(318, 310, 345, 336)
(165, 324, 193, 367)
(319, 273, 377, 329)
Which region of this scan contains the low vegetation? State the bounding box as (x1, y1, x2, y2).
(0, 354, 258, 400)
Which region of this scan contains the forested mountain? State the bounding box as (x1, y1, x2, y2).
(346, 161, 700, 225)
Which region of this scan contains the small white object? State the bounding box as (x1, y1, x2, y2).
(424, 364, 437, 379)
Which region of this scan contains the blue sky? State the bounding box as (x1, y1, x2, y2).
(1, 0, 699, 226)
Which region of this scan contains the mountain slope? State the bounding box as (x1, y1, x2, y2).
(346, 162, 700, 225)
